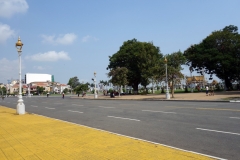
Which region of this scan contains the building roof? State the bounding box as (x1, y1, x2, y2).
(186, 75, 206, 83)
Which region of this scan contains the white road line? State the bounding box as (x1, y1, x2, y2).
(72, 104, 84, 106)
(108, 116, 140, 121)
(196, 128, 240, 136)
(45, 107, 55, 109)
(68, 110, 83, 113)
(142, 110, 176, 114)
(230, 117, 240, 119)
(98, 106, 115, 108)
(31, 105, 38, 107)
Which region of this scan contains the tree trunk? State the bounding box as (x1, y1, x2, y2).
(132, 83, 139, 94)
(224, 77, 232, 90)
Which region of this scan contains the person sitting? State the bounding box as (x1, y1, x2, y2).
(110, 91, 115, 98)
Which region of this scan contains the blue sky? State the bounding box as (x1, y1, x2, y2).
(1, 0, 240, 84)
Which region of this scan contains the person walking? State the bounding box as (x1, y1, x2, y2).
(62, 92, 65, 99)
(47, 92, 49, 97)
(206, 86, 209, 96)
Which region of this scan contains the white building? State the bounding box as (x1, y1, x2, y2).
(25, 73, 54, 84)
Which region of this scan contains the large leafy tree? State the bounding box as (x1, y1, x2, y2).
(107, 39, 163, 93)
(165, 51, 186, 98)
(108, 67, 128, 96)
(36, 86, 45, 94)
(74, 83, 89, 94)
(184, 25, 240, 89)
(67, 76, 80, 91)
(139, 42, 164, 93)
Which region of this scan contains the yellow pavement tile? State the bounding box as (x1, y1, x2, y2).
(0, 106, 215, 160)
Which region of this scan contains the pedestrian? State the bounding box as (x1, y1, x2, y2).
(47, 92, 49, 97)
(210, 86, 214, 96)
(62, 92, 64, 99)
(206, 86, 209, 96)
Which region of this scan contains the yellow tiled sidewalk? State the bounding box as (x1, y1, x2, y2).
(0, 106, 214, 160)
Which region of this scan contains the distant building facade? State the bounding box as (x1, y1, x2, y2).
(25, 73, 54, 84)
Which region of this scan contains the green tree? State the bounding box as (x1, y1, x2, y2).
(107, 39, 163, 93)
(166, 51, 186, 98)
(138, 42, 164, 93)
(74, 83, 89, 94)
(63, 88, 69, 94)
(36, 86, 45, 94)
(0, 87, 6, 95)
(108, 67, 128, 97)
(67, 76, 80, 92)
(184, 25, 240, 90)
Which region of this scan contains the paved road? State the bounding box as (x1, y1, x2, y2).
(1, 96, 240, 160)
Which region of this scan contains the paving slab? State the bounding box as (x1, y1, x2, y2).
(0, 106, 218, 160)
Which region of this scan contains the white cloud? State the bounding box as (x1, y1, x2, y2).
(81, 35, 99, 42)
(41, 33, 77, 45)
(33, 66, 45, 70)
(0, 23, 15, 44)
(25, 51, 71, 62)
(0, 0, 29, 18)
(0, 58, 25, 82)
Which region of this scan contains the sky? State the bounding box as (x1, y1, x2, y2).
(1, 0, 240, 84)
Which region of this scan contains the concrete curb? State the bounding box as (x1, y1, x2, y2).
(70, 97, 230, 103)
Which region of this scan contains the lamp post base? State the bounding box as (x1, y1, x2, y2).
(16, 99, 25, 115)
(166, 91, 170, 99)
(94, 94, 98, 99)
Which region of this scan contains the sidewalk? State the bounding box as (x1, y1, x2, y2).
(0, 106, 216, 160)
(74, 91, 240, 102)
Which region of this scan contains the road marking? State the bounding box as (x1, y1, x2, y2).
(68, 110, 83, 113)
(98, 106, 115, 108)
(230, 117, 240, 119)
(120, 104, 136, 106)
(54, 103, 62, 105)
(196, 128, 240, 136)
(72, 104, 83, 106)
(142, 110, 176, 114)
(230, 100, 240, 103)
(196, 108, 240, 112)
(108, 116, 140, 121)
(165, 106, 195, 109)
(45, 107, 55, 109)
(31, 105, 38, 107)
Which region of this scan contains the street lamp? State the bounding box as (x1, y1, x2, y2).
(94, 72, 98, 98)
(16, 37, 25, 114)
(164, 57, 170, 99)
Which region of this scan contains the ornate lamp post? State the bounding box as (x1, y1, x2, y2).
(16, 37, 25, 114)
(164, 57, 170, 99)
(94, 72, 98, 98)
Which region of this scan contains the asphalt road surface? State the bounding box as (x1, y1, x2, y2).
(1, 96, 240, 160)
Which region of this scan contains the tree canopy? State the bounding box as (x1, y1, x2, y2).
(74, 83, 89, 94)
(107, 39, 163, 93)
(184, 25, 240, 89)
(165, 51, 186, 98)
(108, 67, 128, 96)
(67, 76, 80, 89)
